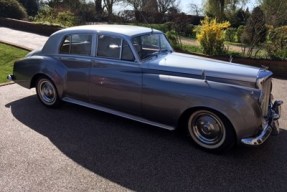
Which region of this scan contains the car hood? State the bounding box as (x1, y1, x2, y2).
(147, 52, 265, 87)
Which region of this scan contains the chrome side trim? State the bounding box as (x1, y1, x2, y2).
(62, 97, 175, 131)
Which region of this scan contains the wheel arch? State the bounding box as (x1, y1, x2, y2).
(177, 106, 237, 141)
(30, 73, 64, 98)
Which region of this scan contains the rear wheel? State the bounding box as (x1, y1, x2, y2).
(36, 77, 60, 107)
(187, 110, 235, 152)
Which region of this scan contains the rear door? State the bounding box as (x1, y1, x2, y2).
(58, 33, 94, 101)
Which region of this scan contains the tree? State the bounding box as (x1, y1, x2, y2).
(0, 0, 27, 19)
(95, 0, 103, 16)
(124, 0, 159, 22)
(157, 0, 177, 14)
(17, 0, 39, 16)
(125, 0, 158, 13)
(46, 0, 84, 11)
(142, 0, 158, 13)
(125, 0, 142, 11)
(241, 7, 267, 57)
(189, 3, 202, 16)
(204, 0, 225, 21)
(225, 8, 250, 27)
(266, 26, 287, 60)
(259, 0, 287, 26)
(204, 0, 247, 21)
(103, 0, 121, 17)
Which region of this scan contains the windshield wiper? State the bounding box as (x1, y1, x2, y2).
(141, 49, 172, 60)
(141, 52, 159, 60)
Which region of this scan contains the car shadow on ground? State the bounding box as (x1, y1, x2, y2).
(5, 95, 287, 191)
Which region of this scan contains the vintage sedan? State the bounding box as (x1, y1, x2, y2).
(8, 25, 282, 152)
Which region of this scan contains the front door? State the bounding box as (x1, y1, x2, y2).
(89, 34, 142, 115)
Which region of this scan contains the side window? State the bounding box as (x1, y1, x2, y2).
(121, 40, 135, 61)
(97, 35, 121, 59)
(59, 34, 92, 56)
(59, 36, 71, 54)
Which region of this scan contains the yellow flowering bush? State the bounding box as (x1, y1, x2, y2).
(197, 17, 230, 55)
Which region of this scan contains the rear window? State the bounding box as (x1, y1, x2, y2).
(59, 34, 92, 56)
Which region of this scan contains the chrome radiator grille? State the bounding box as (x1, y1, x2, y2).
(260, 78, 272, 118)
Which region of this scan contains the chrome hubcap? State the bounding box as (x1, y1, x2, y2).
(39, 80, 56, 105)
(188, 111, 226, 148)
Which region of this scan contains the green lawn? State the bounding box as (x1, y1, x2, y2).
(0, 43, 28, 83)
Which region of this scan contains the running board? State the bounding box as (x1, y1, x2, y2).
(62, 97, 175, 131)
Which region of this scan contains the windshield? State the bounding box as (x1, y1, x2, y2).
(132, 33, 172, 60)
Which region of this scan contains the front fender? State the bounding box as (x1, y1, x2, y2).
(180, 80, 262, 142)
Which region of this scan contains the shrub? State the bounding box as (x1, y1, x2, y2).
(56, 11, 76, 27)
(182, 24, 195, 38)
(236, 25, 245, 43)
(241, 7, 267, 57)
(166, 30, 181, 49)
(164, 22, 174, 31)
(17, 0, 38, 16)
(163, 22, 195, 38)
(225, 28, 237, 42)
(196, 17, 230, 55)
(266, 26, 287, 60)
(34, 5, 77, 27)
(0, 0, 27, 19)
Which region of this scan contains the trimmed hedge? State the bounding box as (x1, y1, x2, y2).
(0, 0, 27, 19)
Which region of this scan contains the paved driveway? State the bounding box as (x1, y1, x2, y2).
(0, 27, 286, 191)
(0, 80, 286, 192)
(0, 27, 47, 50)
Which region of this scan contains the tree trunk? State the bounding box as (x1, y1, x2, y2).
(95, 0, 103, 15)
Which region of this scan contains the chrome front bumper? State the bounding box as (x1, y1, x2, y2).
(241, 100, 283, 146)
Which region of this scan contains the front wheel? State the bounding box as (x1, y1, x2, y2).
(187, 110, 235, 152)
(36, 77, 60, 108)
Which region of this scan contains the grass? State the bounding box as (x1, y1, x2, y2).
(0, 43, 28, 83)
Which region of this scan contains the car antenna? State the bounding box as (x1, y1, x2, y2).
(138, 10, 153, 33)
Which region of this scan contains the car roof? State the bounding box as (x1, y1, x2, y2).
(53, 25, 161, 37)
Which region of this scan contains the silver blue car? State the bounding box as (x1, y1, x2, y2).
(8, 25, 283, 152)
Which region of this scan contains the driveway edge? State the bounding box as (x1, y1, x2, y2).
(0, 41, 31, 87)
(0, 40, 33, 51)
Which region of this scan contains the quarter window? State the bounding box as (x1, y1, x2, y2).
(122, 40, 135, 61)
(59, 34, 92, 56)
